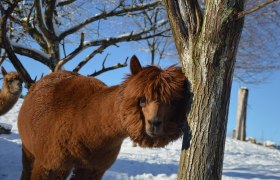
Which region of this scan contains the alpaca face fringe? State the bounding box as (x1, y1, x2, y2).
(120, 66, 190, 148)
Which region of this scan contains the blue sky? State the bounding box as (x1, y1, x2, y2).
(1, 42, 280, 144)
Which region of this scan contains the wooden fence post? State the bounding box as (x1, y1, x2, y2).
(235, 88, 249, 141)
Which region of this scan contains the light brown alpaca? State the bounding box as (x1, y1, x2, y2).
(0, 67, 22, 116)
(18, 55, 190, 180)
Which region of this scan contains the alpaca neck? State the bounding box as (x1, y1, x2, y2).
(79, 85, 128, 152)
(107, 85, 127, 137)
(88, 85, 127, 139)
(0, 86, 20, 115)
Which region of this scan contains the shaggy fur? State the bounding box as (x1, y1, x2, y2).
(120, 65, 188, 147)
(0, 67, 22, 116)
(18, 56, 190, 180)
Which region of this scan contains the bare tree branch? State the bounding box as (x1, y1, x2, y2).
(45, 0, 57, 37)
(160, 1, 188, 42)
(34, 0, 52, 40)
(238, 0, 280, 19)
(233, 0, 280, 83)
(0, 1, 34, 88)
(0, 3, 5, 15)
(25, 3, 47, 49)
(72, 44, 109, 73)
(54, 32, 85, 71)
(55, 21, 168, 71)
(164, 0, 202, 39)
(180, 0, 202, 35)
(58, 1, 161, 40)
(85, 21, 169, 47)
(156, 35, 170, 65)
(57, 0, 77, 7)
(61, 39, 67, 58)
(134, 2, 174, 65)
(88, 56, 128, 77)
(7, 11, 49, 52)
(163, 0, 202, 54)
(0, 29, 51, 65)
(0, 0, 176, 81)
(6, 2, 50, 53)
(27, 2, 35, 23)
(0, 50, 7, 66)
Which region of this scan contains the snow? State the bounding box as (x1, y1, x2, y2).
(264, 140, 276, 146)
(0, 99, 280, 180)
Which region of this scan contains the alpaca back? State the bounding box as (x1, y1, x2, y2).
(18, 71, 108, 156)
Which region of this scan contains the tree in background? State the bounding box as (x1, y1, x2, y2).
(127, 0, 280, 84)
(0, 0, 169, 87)
(235, 0, 280, 83)
(1, 0, 280, 178)
(163, 0, 279, 179)
(135, 0, 280, 83)
(1, 0, 279, 86)
(131, 0, 176, 65)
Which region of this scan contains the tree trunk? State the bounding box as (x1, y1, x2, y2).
(163, 1, 245, 179)
(50, 41, 60, 71)
(235, 88, 249, 141)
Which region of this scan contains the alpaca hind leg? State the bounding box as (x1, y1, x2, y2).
(21, 146, 34, 180)
(70, 168, 105, 180)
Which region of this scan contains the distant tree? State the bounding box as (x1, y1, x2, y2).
(136, 0, 280, 83)
(163, 0, 279, 179)
(1, 0, 279, 87)
(131, 0, 176, 65)
(235, 0, 280, 83)
(0, 0, 169, 88)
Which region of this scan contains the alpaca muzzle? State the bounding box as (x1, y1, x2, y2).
(147, 118, 163, 137)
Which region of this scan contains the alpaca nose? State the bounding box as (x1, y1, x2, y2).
(148, 118, 162, 128)
(149, 119, 162, 135)
(149, 121, 162, 127)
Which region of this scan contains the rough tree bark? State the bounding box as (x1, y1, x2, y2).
(163, 0, 246, 179)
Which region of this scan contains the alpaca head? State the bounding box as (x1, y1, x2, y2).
(120, 56, 191, 147)
(1, 67, 23, 95)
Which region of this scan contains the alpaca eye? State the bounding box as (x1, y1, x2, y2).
(139, 97, 146, 107)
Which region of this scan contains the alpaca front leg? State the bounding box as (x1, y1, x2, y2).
(31, 161, 70, 180)
(70, 168, 105, 180)
(30, 161, 49, 180)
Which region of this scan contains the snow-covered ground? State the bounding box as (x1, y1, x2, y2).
(1, 99, 280, 180)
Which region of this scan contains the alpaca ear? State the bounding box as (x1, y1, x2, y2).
(1, 67, 7, 76)
(130, 55, 142, 75)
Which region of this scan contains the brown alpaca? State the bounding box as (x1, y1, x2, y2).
(18, 55, 190, 180)
(0, 67, 22, 116)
